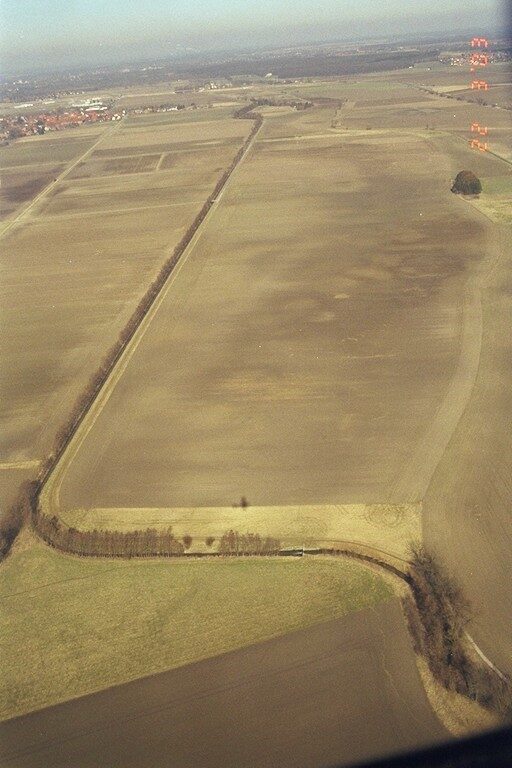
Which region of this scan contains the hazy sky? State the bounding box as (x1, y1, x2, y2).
(1, 0, 507, 71)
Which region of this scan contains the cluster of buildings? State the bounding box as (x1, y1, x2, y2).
(0, 100, 124, 142)
(128, 103, 186, 115)
(441, 50, 511, 67)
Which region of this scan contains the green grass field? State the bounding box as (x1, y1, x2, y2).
(124, 106, 237, 126)
(481, 175, 512, 196)
(0, 534, 393, 720)
(474, 174, 512, 222)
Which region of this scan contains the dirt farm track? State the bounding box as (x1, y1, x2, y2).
(0, 599, 447, 768)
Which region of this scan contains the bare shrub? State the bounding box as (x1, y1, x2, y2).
(451, 170, 482, 195)
(219, 529, 280, 555)
(402, 593, 425, 657)
(182, 534, 193, 550)
(205, 536, 215, 548)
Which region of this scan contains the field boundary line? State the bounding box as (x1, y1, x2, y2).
(452, 134, 512, 168)
(465, 632, 509, 683)
(0, 159, 64, 171)
(155, 153, 166, 171)
(0, 460, 40, 471)
(41, 200, 206, 221)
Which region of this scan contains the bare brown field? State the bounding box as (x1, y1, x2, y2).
(0, 165, 63, 219)
(354, 93, 429, 107)
(0, 599, 446, 768)
(374, 70, 512, 674)
(448, 84, 512, 109)
(338, 97, 511, 136)
(89, 136, 245, 159)
(115, 88, 249, 111)
(69, 152, 161, 178)
(1, 205, 196, 465)
(424, 219, 512, 677)
(38, 142, 244, 218)
(23, 85, 510, 705)
(290, 69, 511, 160)
(0, 129, 110, 224)
(384, 65, 512, 161)
(0, 111, 251, 501)
(40, 174, 212, 216)
(119, 105, 239, 123)
(101, 116, 249, 149)
(57, 104, 493, 514)
(258, 104, 338, 138)
(0, 129, 105, 168)
(388, 61, 511, 90)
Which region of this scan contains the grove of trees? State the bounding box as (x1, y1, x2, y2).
(451, 170, 482, 195)
(219, 529, 281, 555)
(405, 544, 511, 718)
(33, 507, 184, 557)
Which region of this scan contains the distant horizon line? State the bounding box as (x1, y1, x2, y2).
(3, 25, 510, 79)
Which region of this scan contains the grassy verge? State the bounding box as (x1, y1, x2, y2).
(63, 503, 420, 560)
(472, 175, 512, 222)
(0, 535, 392, 720)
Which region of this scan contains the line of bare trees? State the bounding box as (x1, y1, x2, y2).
(0, 105, 263, 564)
(219, 529, 281, 555)
(0, 478, 280, 560)
(404, 543, 512, 719)
(26, 501, 281, 561)
(314, 543, 511, 720)
(33, 505, 184, 557)
(246, 97, 313, 110)
(315, 546, 408, 580)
